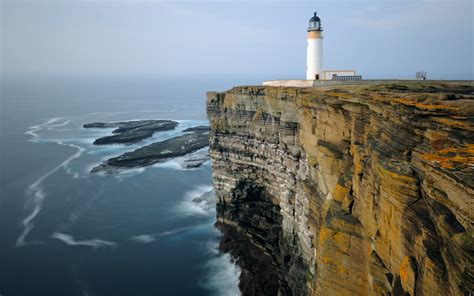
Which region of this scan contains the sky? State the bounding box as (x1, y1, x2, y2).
(1, 0, 473, 80)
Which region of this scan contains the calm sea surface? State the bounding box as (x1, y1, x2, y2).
(0, 75, 262, 296)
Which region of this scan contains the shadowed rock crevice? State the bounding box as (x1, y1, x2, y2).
(216, 180, 309, 295)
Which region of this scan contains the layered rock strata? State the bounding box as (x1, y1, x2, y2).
(206, 82, 474, 296)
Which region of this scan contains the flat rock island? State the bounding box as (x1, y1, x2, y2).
(87, 121, 210, 172)
(84, 120, 179, 145)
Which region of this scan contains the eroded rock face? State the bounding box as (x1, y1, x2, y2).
(206, 82, 474, 296)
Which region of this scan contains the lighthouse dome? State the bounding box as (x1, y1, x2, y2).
(308, 12, 322, 32)
(309, 12, 320, 23)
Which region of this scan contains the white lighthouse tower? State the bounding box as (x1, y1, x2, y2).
(306, 12, 323, 80)
(263, 11, 361, 87)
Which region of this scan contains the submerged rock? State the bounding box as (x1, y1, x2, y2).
(182, 126, 209, 133)
(181, 149, 211, 168)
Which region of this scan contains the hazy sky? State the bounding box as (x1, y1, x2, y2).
(2, 0, 473, 79)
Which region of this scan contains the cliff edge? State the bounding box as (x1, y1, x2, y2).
(206, 81, 474, 296)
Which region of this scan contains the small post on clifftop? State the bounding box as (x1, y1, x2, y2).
(416, 71, 427, 80)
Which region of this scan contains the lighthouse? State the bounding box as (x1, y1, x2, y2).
(306, 12, 323, 80)
(263, 11, 361, 87)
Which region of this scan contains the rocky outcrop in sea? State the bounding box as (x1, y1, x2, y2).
(206, 81, 474, 295)
(83, 120, 179, 145)
(85, 120, 210, 172)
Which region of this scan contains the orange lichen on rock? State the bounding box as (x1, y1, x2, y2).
(376, 163, 417, 185)
(400, 256, 417, 295)
(393, 97, 459, 111)
(332, 183, 351, 202)
(422, 143, 474, 169)
(326, 92, 355, 100)
(432, 117, 473, 131)
(319, 227, 332, 243)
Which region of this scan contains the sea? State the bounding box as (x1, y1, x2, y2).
(0, 75, 262, 296)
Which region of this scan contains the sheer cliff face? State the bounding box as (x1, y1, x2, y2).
(206, 82, 474, 296)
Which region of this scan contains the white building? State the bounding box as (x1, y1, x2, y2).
(322, 70, 361, 80)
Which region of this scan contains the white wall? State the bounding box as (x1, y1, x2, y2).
(262, 80, 315, 87)
(306, 38, 323, 80)
(323, 71, 356, 80)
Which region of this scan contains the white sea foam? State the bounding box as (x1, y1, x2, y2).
(18, 114, 147, 245)
(86, 120, 210, 176)
(203, 241, 241, 296)
(19, 115, 209, 246)
(25, 117, 64, 140)
(90, 166, 147, 180)
(51, 232, 117, 248)
(91, 146, 209, 178)
(46, 119, 71, 128)
(155, 158, 185, 170)
(175, 185, 215, 217)
(153, 158, 184, 171)
(131, 234, 156, 244)
(16, 139, 85, 247)
(59, 142, 86, 175)
(25, 130, 39, 138)
(68, 212, 80, 224)
(115, 167, 146, 178)
(130, 227, 189, 244)
(155, 147, 210, 171)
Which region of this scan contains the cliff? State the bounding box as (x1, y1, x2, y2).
(206, 81, 474, 296)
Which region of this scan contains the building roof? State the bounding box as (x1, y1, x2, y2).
(309, 12, 320, 23)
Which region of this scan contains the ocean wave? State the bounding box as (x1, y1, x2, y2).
(153, 158, 186, 171)
(175, 185, 215, 217)
(202, 240, 241, 296)
(19, 115, 209, 246)
(114, 167, 146, 179)
(16, 141, 85, 247)
(46, 119, 71, 128)
(87, 166, 147, 180)
(154, 147, 210, 171)
(25, 117, 65, 140)
(51, 232, 117, 248)
(129, 227, 190, 244)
